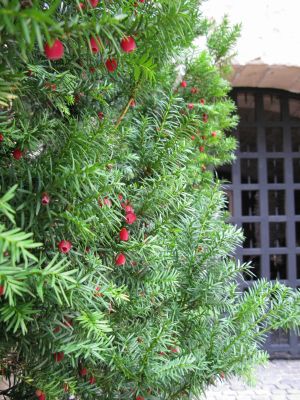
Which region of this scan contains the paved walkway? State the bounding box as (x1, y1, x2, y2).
(202, 360, 300, 400)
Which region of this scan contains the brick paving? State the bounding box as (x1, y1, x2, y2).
(201, 360, 300, 400)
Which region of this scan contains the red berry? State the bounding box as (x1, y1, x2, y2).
(139, 0, 145, 2)
(38, 394, 46, 400)
(0, 133, 4, 142)
(104, 197, 112, 206)
(119, 228, 129, 241)
(44, 39, 64, 60)
(12, 149, 23, 160)
(200, 98, 205, 105)
(95, 286, 104, 297)
(180, 81, 187, 88)
(78, 2, 85, 9)
(115, 253, 126, 266)
(35, 389, 42, 397)
(88, 0, 98, 6)
(105, 58, 118, 72)
(120, 36, 136, 53)
(0, 286, 5, 296)
(170, 346, 180, 353)
(89, 376, 96, 384)
(125, 205, 134, 213)
(203, 113, 208, 122)
(98, 197, 112, 207)
(199, 146, 205, 152)
(58, 240, 72, 254)
(136, 397, 145, 400)
(53, 352, 64, 362)
(89, 67, 96, 73)
(118, 194, 123, 201)
(63, 319, 73, 328)
(125, 212, 137, 225)
(63, 383, 69, 392)
(53, 326, 61, 333)
(191, 136, 195, 140)
(190, 87, 198, 94)
(211, 131, 217, 137)
(41, 192, 50, 206)
(80, 367, 87, 376)
(187, 103, 194, 110)
(90, 36, 101, 53)
(98, 111, 104, 120)
(130, 99, 136, 107)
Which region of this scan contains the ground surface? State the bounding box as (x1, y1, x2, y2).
(202, 360, 300, 400)
(1, 360, 300, 399)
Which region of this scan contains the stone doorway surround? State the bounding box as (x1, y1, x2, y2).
(230, 63, 300, 95)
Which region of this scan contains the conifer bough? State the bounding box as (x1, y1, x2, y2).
(0, 1, 299, 400)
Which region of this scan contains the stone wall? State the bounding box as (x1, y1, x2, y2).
(200, 0, 300, 93)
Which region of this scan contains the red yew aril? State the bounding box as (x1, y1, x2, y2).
(90, 36, 101, 53)
(53, 352, 64, 362)
(126, 212, 137, 224)
(44, 39, 64, 60)
(119, 227, 129, 241)
(58, 240, 72, 254)
(41, 192, 50, 205)
(88, 0, 98, 7)
(125, 205, 134, 213)
(105, 58, 118, 72)
(12, 149, 23, 160)
(115, 253, 126, 266)
(53, 326, 61, 334)
(120, 36, 136, 53)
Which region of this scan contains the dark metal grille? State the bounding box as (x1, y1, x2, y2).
(219, 88, 300, 358)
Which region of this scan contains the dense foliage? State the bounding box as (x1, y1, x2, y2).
(0, 1, 299, 399)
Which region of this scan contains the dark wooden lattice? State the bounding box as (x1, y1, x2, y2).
(218, 88, 300, 358)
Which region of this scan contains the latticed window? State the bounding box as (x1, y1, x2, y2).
(218, 89, 300, 358)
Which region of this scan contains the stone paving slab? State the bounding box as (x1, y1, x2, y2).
(1, 361, 300, 399)
(201, 360, 300, 400)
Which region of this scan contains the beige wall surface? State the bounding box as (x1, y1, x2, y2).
(201, 0, 300, 92)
